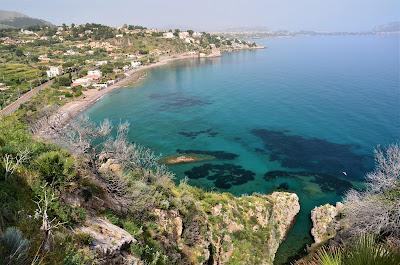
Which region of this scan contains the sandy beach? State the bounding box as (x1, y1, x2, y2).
(57, 53, 202, 122)
(55, 46, 264, 124)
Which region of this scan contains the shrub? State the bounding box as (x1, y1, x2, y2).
(34, 150, 76, 185)
(343, 144, 400, 239)
(313, 234, 400, 265)
(0, 227, 30, 265)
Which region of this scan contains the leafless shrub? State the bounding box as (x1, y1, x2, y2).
(32, 186, 65, 264)
(366, 144, 400, 194)
(2, 148, 30, 180)
(343, 144, 400, 239)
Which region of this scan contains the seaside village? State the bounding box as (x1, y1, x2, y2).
(0, 24, 259, 109)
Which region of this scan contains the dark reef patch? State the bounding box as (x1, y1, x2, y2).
(184, 163, 255, 189)
(150, 92, 211, 110)
(277, 182, 290, 190)
(176, 149, 238, 160)
(264, 170, 295, 180)
(178, 128, 218, 139)
(264, 170, 353, 195)
(252, 129, 373, 179)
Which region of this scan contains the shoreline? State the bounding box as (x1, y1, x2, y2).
(56, 47, 264, 124)
(56, 53, 200, 123)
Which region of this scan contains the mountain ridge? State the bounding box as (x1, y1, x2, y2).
(0, 9, 53, 29)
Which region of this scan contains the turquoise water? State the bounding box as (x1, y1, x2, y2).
(85, 35, 400, 263)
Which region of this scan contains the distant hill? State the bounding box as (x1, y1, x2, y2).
(373, 22, 400, 33)
(0, 10, 53, 29)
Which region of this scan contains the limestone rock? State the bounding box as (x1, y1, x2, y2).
(311, 202, 343, 244)
(76, 217, 139, 264)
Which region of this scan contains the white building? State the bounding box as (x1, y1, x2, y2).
(163, 32, 174, 39)
(64, 50, 77, 56)
(184, 37, 194, 44)
(178, 31, 189, 39)
(95, 60, 108, 66)
(20, 29, 34, 35)
(107, 80, 116, 86)
(130, 61, 141, 68)
(46, 66, 62, 78)
(93, 83, 108, 90)
(192, 32, 202, 38)
(0, 83, 9, 91)
(72, 77, 92, 88)
(38, 55, 50, 62)
(87, 70, 102, 80)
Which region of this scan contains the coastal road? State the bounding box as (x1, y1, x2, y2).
(0, 79, 53, 117)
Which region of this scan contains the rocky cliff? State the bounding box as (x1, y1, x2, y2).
(72, 175, 300, 265)
(310, 202, 343, 245)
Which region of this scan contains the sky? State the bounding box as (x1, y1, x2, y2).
(2, 0, 399, 32)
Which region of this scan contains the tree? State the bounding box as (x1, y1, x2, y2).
(173, 29, 180, 37)
(56, 75, 72, 87)
(188, 30, 194, 36)
(15, 48, 24, 57)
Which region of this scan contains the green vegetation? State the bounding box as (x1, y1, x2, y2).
(309, 235, 400, 265)
(0, 23, 256, 111)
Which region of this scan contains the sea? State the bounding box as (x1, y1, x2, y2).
(84, 35, 400, 264)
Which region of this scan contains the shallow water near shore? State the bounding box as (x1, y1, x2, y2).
(84, 35, 399, 263)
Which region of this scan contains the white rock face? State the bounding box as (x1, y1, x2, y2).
(265, 192, 301, 263)
(311, 203, 343, 244)
(76, 217, 139, 264)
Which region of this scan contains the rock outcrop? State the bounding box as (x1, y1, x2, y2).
(152, 190, 300, 265)
(311, 202, 343, 245)
(76, 218, 141, 265)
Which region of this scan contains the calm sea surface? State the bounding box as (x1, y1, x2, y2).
(85, 35, 400, 263)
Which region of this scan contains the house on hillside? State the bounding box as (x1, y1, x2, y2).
(64, 50, 77, 56)
(72, 77, 92, 88)
(93, 83, 108, 90)
(163, 32, 174, 39)
(192, 32, 202, 38)
(130, 61, 141, 68)
(178, 32, 189, 39)
(38, 54, 51, 62)
(95, 61, 108, 66)
(0, 83, 9, 91)
(46, 66, 62, 78)
(87, 70, 102, 80)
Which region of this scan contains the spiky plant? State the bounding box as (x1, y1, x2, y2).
(0, 227, 30, 265)
(310, 247, 343, 265)
(313, 247, 342, 265)
(313, 235, 400, 265)
(342, 234, 400, 265)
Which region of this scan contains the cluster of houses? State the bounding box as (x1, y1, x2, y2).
(71, 70, 102, 88)
(162, 31, 203, 44)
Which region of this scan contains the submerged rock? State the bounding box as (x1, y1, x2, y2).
(161, 154, 215, 165)
(311, 202, 343, 245)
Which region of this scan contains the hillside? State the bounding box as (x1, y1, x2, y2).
(0, 10, 53, 29)
(373, 21, 400, 32)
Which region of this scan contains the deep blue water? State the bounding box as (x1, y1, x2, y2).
(85, 35, 400, 263)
